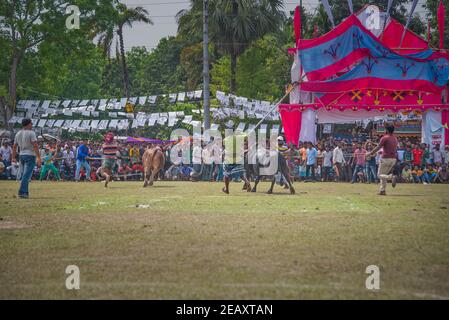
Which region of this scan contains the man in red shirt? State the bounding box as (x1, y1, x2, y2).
(412, 144, 423, 166)
(367, 124, 398, 195)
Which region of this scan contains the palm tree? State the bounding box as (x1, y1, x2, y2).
(96, 3, 153, 97)
(177, 0, 285, 94)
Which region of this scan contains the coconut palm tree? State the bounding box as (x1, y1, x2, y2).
(96, 3, 153, 97)
(177, 0, 285, 94)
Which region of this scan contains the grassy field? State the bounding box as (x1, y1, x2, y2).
(0, 180, 449, 300)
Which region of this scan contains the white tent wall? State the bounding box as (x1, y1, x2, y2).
(299, 109, 317, 144)
(299, 109, 393, 144)
(316, 109, 390, 124)
(422, 110, 444, 147)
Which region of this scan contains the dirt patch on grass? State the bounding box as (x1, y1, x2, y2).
(0, 220, 32, 230)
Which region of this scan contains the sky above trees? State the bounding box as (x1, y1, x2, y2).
(121, 0, 427, 51)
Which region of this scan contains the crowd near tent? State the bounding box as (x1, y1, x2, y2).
(280, 4, 449, 147)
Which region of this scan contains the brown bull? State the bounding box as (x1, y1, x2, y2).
(142, 146, 166, 187)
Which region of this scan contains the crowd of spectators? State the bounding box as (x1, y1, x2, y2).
(283, 136, 449, 185)
(1, 134, 448, 185)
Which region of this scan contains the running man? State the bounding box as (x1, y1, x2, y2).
(100, 132, 119, 187)
(366, 124, 398, 195)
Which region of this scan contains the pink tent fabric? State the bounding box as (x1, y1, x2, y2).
(381, 19, 428, 54)
(279, 105, 302, 147)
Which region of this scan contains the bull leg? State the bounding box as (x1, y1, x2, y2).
(149, 169, 158, 186)
(143, 168, 151, 187)
(267, 176, 275, 194)
(251, 176, 260, 193)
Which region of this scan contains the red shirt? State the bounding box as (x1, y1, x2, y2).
(379, 134, 398, 159)
(412, 149, 423, 165)
(132, 164, 144, 172)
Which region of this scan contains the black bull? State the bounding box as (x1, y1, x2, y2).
(243, 151, 295, 195)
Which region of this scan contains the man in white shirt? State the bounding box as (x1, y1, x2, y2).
(332, 142, 345, 182)
(11, 119, 42, 198)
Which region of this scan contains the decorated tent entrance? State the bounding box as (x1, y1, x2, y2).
(280, 5, 449, 147)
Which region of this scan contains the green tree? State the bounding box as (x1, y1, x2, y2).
(177, 0, 285, 94)
(96, 3, 153, 98)
(0, 0, 116, 127)
(211, 34, 291, 101)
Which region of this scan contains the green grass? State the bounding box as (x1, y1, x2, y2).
(0, 180, 449, 299)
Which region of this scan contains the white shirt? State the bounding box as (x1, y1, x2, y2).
(333, 147, 345, 164)
(0, 146, 12, 162)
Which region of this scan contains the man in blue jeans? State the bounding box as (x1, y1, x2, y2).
(75, 140, 91, 181)
(11, 118, 42, 198)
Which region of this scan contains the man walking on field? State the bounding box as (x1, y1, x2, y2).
(367, 124, 398, 195)
(11, 118, 42, 198)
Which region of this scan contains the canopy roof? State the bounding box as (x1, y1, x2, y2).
(298, 14, 449, 95)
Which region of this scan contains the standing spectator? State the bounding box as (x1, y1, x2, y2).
(351, 143, 366, 183)
(412, 144, 423, 167)
(11, 119, 42, 198)
(365, 142, 377, 183)
(422, 143, 431, 166)
(305, 142, 317, 181)
(0, 141, 13, 179)
(403, 145, 413, 166)
(321, 146, 333, 182)
(431, 144, 443, 166)
(129, 144, 140, 164)
(62, 145, 75, 180)
(332, 142, 345, 182)
(75, 140, 91, 182)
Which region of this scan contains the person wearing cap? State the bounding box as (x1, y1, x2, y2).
(11, 118, 42, 198)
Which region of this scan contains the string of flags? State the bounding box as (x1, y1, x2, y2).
(213, 91, 280, 121)
(9, 90, 282, 133)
